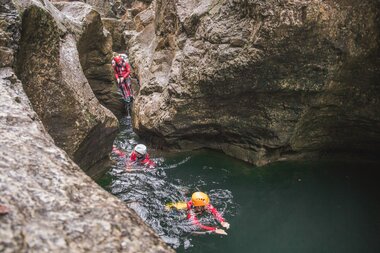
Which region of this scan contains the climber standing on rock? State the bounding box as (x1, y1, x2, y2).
(112, 53, 133, 104)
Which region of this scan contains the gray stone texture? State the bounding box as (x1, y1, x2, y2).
(49, 0, 153, 18)
(0, 1, 173, 252)
(53, 1, 126, 118)
(0, 67, 173, 253)
(128, 0, 380, 165)
(15, 0, 119, 178)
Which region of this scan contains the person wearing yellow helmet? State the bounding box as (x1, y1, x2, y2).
(187, 192, 230, 235)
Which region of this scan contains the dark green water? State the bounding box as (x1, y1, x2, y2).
(98, 118, 380, 253)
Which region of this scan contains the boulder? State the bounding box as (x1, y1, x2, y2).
(51, 0, 116, 17)
(102, 17, 128, 52)
(0, 68, 173, 253)
(15, 0, 118, 178)
(54, 1, 125, 118)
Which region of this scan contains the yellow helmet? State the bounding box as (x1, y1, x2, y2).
(191, 192, 210, 207)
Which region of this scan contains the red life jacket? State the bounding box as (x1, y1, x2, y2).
(112, 59, 131, 80)
(129, 151, 156, 168)
(112, 147, 155, 168)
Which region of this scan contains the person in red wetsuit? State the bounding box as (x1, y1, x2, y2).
(187, 192, 230, 235)
(112, 144, 155, 170)
(112, 54, 132, 103)
(128, 144, 155, 169)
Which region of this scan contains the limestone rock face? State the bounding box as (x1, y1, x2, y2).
(102, 17, 128, 52)
(83, 0, 115, 17)
(0, 69, 173, 253)
(0, 2, 173, 252)
(129, 0, 380, 165)
(15, 0, 118, 178)
(50, 0, 116, 17)
(53, 1, 125, 118)
(52, 0, 152, 18)
(0, 0, 20, 68)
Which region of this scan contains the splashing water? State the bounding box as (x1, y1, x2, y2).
(100, 117, 237, 249)
(99, 117, 380, 252)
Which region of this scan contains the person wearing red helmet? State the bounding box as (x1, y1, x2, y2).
(112, 54, 132, 103)
(187, 192, 230, 235)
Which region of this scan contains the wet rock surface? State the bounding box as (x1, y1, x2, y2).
(0, 1, 173, 252)
(0, 68, 173, 253)
(129, 0, 380, 165)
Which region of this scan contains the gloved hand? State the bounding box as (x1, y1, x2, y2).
(214, 228, 227, 235)
(221, 221, 230, 229)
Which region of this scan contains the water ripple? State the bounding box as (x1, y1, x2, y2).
(102, 117, 236, 249)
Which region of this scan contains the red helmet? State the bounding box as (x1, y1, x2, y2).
(114, 55, 123, 65)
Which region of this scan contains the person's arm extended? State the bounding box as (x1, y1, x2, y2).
(144, 160, 156, 168)
(112, 61, 120, 80)
(208, 204, 230, 229)
(207, 204, 225, 223)
(187, 211, 217, 231)
(126, 152, 137, 171)
(142, 154, 156, 168)
(126, 160, 135, 171)
(112, 146, 125, 157)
